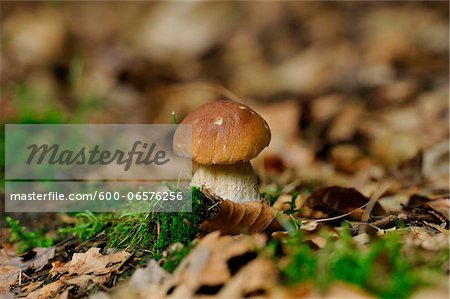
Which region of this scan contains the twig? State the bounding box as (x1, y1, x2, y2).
(207, 201, 221, 211)
(358, 183, 389, 235)
(370, 215, 399, 228)
(350, 216, 399, 235)
(313, 200, 373, 223)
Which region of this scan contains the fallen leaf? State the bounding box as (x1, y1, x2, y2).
(158, 231, 266, 298)
(403, 194, 449, 227)
(217, 258, 277, 298)
(200, 200, 285, 234)
(127, 260, 170, 297)
(26, 248, 131, 299)
(0, 246, 55, 294)
(50, 247, 130, 277)
(20, 280, 44, 295)
(0, 246, 55, 272)
(0, 265, 19, 294)
(305, 186, 386, 220)
(103, 260, 170, 299)
(26, 280, 64, 299)
(406, 226, 449, 252)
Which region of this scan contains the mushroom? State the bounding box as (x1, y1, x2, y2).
(173, 100, 271, 203)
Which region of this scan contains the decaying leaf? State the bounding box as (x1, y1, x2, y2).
(216, 258, 278, 298)
(305, 186, 386, 220)
(406, 226, 449, 252)
(130, 260, 170, 290)
(26, 248, 131, 298)
(102, 259, 170, 299)
(20, 280, 44, 296)
(50, 247, 130, 277)
(200, 199, 285, 234)
(0, 246, 55, 294)
(0, 265, 19, 294)
(159, 231, 266, 298)
(403, 194, 449, 228)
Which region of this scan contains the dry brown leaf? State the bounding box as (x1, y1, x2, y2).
(403, 194, 449, 227)
(50, 248, 130, 277)
(103, 260, 170, 299)
(305, 186, 386, 221)
(406, 226, 449, 252)
(0, 246, 55, 272)
(20, 280, 44, 296)
(156, 231, 266, 298)
(26, 280, 64, 299)
(200, 200, 285, 234)
(0, 265, 19, 294)
(26, 248, 131, 299)
(217, 258, 278, 299)
(0, 246, 55, 294)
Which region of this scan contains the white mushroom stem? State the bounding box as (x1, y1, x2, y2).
(190, 161, 260, 203)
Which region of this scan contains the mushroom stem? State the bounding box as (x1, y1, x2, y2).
(190, 161, 260, 203)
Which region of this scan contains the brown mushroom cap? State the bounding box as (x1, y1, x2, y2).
(173, 100, 271, 165)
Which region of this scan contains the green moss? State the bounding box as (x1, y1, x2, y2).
(282, 241, 317, 284)
(280, 225, 443, 299)
(162, 244, 193, 273)
(60, 187, 208, 259)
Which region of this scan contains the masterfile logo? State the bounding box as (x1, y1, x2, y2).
(4, 124, 193, 213)
(5, 124, 191, 180)
(26, 141, 170, 171)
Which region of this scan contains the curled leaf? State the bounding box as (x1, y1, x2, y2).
(200, 200, 285, 234)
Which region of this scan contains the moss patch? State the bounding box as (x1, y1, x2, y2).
(60, 187, 209, 259)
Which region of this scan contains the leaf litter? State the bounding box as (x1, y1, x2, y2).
(24, 248, 130, 299)
(1, 1, 449, 298)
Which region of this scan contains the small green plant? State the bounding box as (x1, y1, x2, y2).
(59, 211, 112, 241)
(284, 192, 301, 215)
(6, 216, 54, 253)
(261, 184, 283, 206)
(280, 225, 441, 299)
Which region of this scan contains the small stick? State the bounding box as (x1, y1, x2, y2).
(313, 200, 373, 223)
(369, 215, 398, 228)
(358, 183, 389, 235)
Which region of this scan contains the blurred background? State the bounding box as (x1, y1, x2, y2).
(1, 1, 449, 196)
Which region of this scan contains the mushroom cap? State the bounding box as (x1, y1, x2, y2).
(173, 100, 271, 165)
